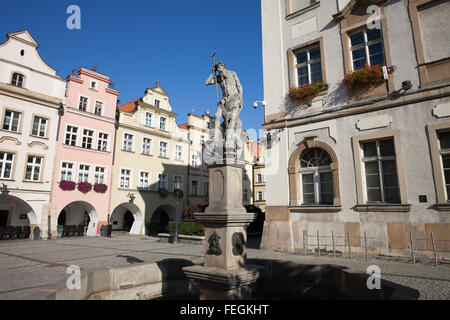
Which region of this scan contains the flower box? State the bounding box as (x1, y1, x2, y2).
(94, 183, 108, 193)
(59, 180, 76, 191)
(344, 64, 385, 89)
(158, 188, 169, 198)
(174, 188, 184, 198)
(77, 181, 92, 194)
(289, 82, 328, 103)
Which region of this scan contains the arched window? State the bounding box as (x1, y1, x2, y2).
(11, 73, 24, 88)
(299, 148, 334, 205)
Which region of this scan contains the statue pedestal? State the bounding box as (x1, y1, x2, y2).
(183, 163, 261, 300)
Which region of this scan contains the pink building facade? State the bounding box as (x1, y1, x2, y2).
(50, 67, 119, 236)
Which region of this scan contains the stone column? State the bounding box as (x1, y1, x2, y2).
(183, 162, 262, 299)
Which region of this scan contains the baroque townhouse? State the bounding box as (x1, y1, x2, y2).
(180, 112, 213, 208)
(111, 83, 190, 235)
(0, 30, 66, 239)
(260, 0, 450, 257)
(51, 67, 119, 237)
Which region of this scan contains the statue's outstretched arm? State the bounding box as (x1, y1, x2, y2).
(205, 71, 217, 86)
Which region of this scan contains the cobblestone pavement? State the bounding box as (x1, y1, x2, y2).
(0, 235, 448, 300)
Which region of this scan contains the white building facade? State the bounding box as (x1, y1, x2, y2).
(0, 30, 65, 238)
(260, 0, 450, 256)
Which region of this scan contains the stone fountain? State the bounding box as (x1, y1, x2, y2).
(182, 61, 261, 299)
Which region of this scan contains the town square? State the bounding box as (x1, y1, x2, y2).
(0, 0, 449, 309)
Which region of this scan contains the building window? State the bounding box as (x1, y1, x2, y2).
(438, 131, 450, 201)
(173, 175, 184, 191)
(11, 73, 24, 87)
(350, 28, 385, 71)
(94, 166, 106, 184)
(257, 191, 263, 201)
(191, 180, 199, 195)
(300, 148, 334, 205)
(207, 122, 211, 129)
(256, 173, 263, 183)
(159, 141, 168, 158)
(243, 169, 248, 180)
(65, 126, 78, 146)
(0, 152, 14, 179)
(60, 162, 74, 181)
(200, 135, 205, 144)
(97, 132, 108, 151)
(79, 96, 88, 111)
(155, 99, 160, 107)
(294, 45, 322, 86)
(78, 164, 90, 183)
(142, 137, 152, 155)
(81, 129, 94, 149)
(94, 101, 103, 115)
(139, 171, 150, 189)
(243, 189, 248, 201)
(90, 81, 97, 90)
(2, 110, 21, 132)
(120, 169, 131, 188)
(32, 116, 48, 138)
(25, 155, 42, 181)
(175, 145, 183, 161)
(204, 181, 209, 197)
(361, 138, 399, 203)
(160, 117, 167, 131)
(158, 173, 168, 190)
(192, 154, 200, 168)
(123, 133, 133, 152)
(145, 112, 152, 127)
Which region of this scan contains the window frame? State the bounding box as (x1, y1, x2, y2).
(427, 121, 450, 206)
(78, 95, 89, 112)
(77, 163, 91, 183)
(348, 28, 386, 72)
(288, 37, 327, 91)
(0, 151, 15, 180)
(142, 137, 153, 155)
(11, 72, 25, 88)
(191, 179, 200, 196)
(94, 100, 104, 116)
(159, 116, 168, 131)
(64, 124, 79, 146)
(97, 132, 109, 152)
(94, 166, 107, 184)
(59, 161, 76, 182)
(2, 108, 22, 133)
(144, 111, 153, 127)
(122, 132, 134, 152)
(139, 170, 151, 190)
(119, 168, 133, 189)
(159, 141, 168, 158)
(81, 128, 95, 149)
(174, 144, 183, 161)
(352, 130, 409, 209)
(24, 154, 44, 182)
(158, 172, 169, 190)
(31, 115, 49, 138)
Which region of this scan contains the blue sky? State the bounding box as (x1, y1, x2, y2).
(0, 0, 264, 136)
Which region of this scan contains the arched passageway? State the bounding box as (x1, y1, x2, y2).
(58, 201, 98, 236)
(0, 195, 37, 239)
(110, 202, 143, 235)
(150, 204, 176, 234)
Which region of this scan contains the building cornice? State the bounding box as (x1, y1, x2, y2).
(65, 107, 116, 124)
(263, 83, 450, 130)
(0, 82, 62, 108)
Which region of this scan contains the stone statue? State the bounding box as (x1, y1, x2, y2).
(205, 62, 244, 161)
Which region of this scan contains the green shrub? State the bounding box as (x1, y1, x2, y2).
(168, 221, 204, 236)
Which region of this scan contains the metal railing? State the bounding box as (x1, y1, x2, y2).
(301, 230, 449, 266)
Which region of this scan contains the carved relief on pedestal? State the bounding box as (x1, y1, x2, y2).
(232, 232, 245, 256)
(206, 231, 222, 256)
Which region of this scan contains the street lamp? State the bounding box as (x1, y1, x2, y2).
(173, 181, 183, 244)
